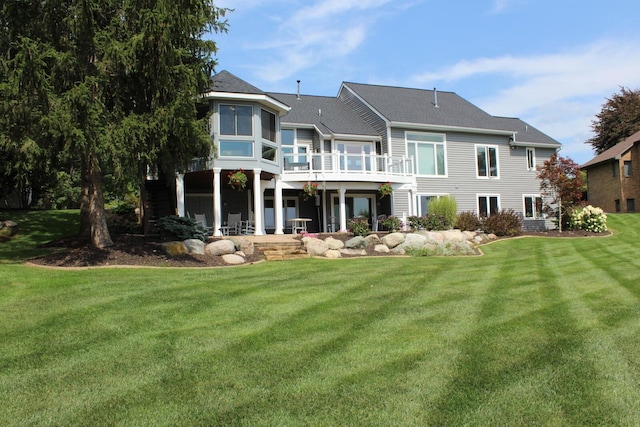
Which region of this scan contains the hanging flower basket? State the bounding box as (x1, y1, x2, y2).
(378, 182, 393, 198)
(227, 169, 247, 191)
(302, 181, 318, 201)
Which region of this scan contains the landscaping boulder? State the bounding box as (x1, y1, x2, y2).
(226, 236, 254, 255)
(324, 236, 345, 250)
(402, 233, 428, 250)
(345, 236, 366, 249)
(183, 238, 205, 255)
(374, 244, 390, 253)
(160, 241, 189, 256)
(306, 238, 329, 256)
(222, 253, 245, 265)
(205, 239, 236, 256)
(381, 232, 405, 249)
(325, 249, 341, 259)
(441, 229, 466, 242)
(0, 220, 18, 239)
(364, 234, 381, 246)
(340, 248, 367, 256)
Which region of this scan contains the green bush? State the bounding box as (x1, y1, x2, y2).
(481, 209, 522, 236)
(570, 205, 607, 232)
(380, 216, 402, 232)
(156, 216, 208, 241)
(428, 196, 457, 228)
(455, 211, 482, 231)
(348, 217, 370, 237)
(407, 214, 449, 231)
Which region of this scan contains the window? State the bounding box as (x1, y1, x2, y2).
(261, 109, 276, 142)
(612, 161, 619, 177)
(220, 105, 252, 136)
(416, 194, 448, 216)
(478, 195, 499, 217)
(526, 148, 535, 170)
(624, 160, 632, 177)
(338, 142, 373, 172)
(524, 195, 543, 219)
(627, 198, 635, 212)
(476, 145, 499, 178)
(219, 140, 253, 157)
(262, 143, 277, 162)
(407, 132, 446, 176)
(615, 199, 621, 212)
(282, 129, 309, 169)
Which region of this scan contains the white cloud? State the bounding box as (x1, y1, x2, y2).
(411, 39, 640, 163)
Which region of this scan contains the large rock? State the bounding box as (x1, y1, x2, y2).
(364, 234, 381, 246)
(374, 244, 390, 253)
(226, 236, 254, 255)
(325, 249, 342, 258)
(222, 254, 245, 265)
(205, 239, 236, 256)
(345, 236, 366, 249)
(402, 233, 428, 250)
(306, 239, 329, 256)
(340, 248, 367, 256)
(441, 229, 466, 242)
(381, 232, 405, 249)
(159, 241, 188, 256)
(183, 239, 205, 255)
(420, 231, 445, 244)
(324, 236, 344, 250)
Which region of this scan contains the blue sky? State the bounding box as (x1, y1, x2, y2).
(213, 0, 640, 165)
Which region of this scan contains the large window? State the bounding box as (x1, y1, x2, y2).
(624, 160, 633, 177)
(524, 195, 543, 219)
(261, 109, 276, 142)
(282, 129, 309, 169)
(407, 132, 446, 176)
(220, 104, 252, 136)
(337, 142, 373, 172)
(219, 140, 253, 157)
(478, 195, 499, 217)
(416, 194, 447, 216)
(476, 145, 499, 178)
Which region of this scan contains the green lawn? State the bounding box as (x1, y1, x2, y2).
(1, 211, 640, 426)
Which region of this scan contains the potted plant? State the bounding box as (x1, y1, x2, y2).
(378, 182, 393, 198)
(302, 181, 318, 201)
(227, 169, 247, 191)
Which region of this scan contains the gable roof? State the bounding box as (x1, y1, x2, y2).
(267, 92, 379, 138)
(581, 129, 640, 169)
(341, 82, 561, 147)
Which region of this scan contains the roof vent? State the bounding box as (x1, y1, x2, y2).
(318, 108, 322, 117)
(296, 80, 301, 100)
(433, 87, 439, 108)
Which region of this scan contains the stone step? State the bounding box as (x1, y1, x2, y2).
(260, 243, 309, 261)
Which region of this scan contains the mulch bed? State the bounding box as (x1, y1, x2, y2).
(28, 229, 611, 268)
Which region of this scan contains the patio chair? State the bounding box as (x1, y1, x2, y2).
(227, 212, 242, 235)
(372, 214, 386, 232)
(194, 213, 213, 235)
(243, 211, 255, 234)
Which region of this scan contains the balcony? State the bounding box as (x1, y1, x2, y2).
(283, 153, 414, 183)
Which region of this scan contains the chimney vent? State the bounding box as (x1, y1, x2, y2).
(296, 80, 301, 100)
(318, 108, 322, 117)
(433, 87, 439, 108)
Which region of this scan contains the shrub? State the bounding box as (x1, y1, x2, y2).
(481, 209, 522, 236)
(408, 214, 449, 231)
(455, 211, 482, 231)
(348, 217, 370, 237)
(429, 196, 457, 228)
(570, 205, 607, 232)
(380, 215, 402, 232)
(156, 216, 207, 241)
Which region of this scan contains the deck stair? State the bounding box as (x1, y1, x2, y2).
(252, 238, 309, 261)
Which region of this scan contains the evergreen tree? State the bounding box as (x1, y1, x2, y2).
(587, 87, 640, 154)
(0, 0, 228, 247)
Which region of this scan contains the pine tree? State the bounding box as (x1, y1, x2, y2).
(0, 0, 229, 248)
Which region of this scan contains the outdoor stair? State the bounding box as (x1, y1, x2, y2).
(254, 240, 309, 261)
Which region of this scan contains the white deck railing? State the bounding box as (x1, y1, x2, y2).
(283, 153, 414, 176)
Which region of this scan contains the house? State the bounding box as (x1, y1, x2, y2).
(581, 129, 640, 213)
(151, 70, 562, 235)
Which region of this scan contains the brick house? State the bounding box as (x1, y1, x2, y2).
(582, 129, 640, 213)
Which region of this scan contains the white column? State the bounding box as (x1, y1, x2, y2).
(213, 168, 222, 236)
(339, 185, 347, 232)
(322, 187, 328, 232)
(252, 168, 264, 235)
(274, 175, 284, 234)
(175, 173, 185, 217)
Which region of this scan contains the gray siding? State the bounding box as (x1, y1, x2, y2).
(390, 127, 554, 218)
(296, 128, 314, 147)
(391, 190, 411, 219)
(340, 88, 389, 155)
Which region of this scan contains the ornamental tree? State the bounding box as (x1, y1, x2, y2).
(0, 0, 229, 248)
(537, 154, 584, 231)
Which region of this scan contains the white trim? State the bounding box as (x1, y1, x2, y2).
(393, 121, 516, 137)
(523, 194, 543, 219)
(202, 91, 290, 114)
(526, 147, 536, 171)
(476, 194, 501, 217)
(405, 131, 448, 177)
